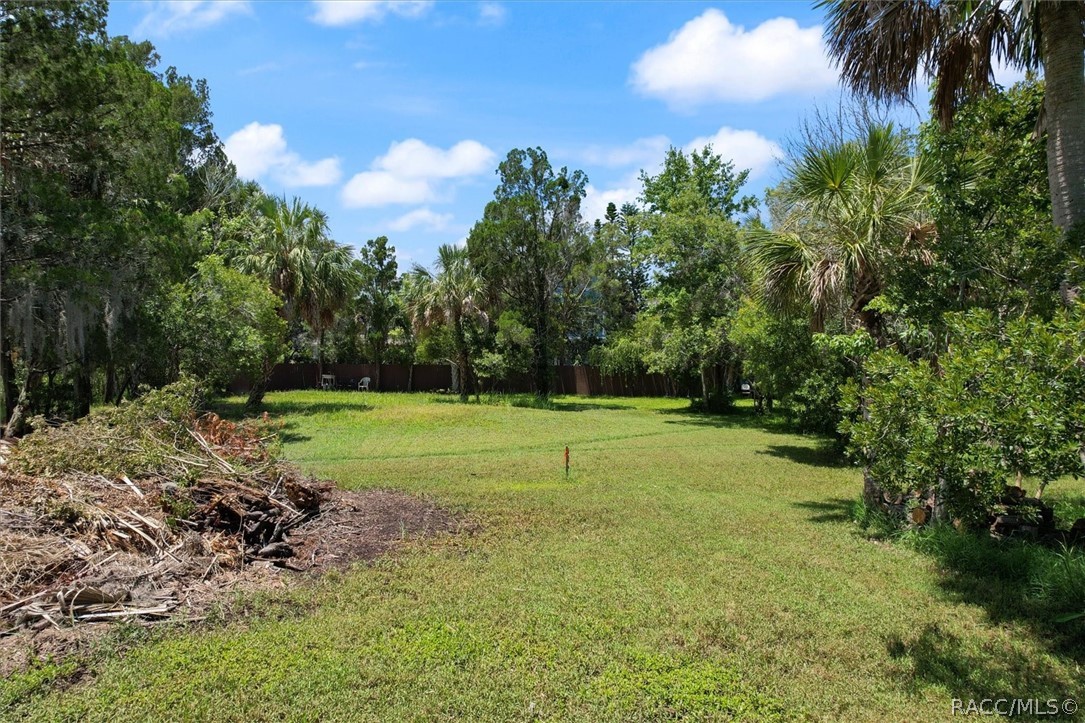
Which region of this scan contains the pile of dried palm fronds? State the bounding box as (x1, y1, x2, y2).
(0, 380, 330, 634)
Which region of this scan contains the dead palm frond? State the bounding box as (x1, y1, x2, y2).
(819, 0, 1034, 128)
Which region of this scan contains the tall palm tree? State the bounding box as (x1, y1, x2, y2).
(240, 196, 329, 315)
(747, 124, 933, 338)
(406, 244, 487, 402)
(819, 0, 1085, 232)
(239, 195, 358, 384)
(298, 241, 358, 381)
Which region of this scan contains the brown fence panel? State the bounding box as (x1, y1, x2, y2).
(409, 364, 453, 391)
(235, 363, 682, 397)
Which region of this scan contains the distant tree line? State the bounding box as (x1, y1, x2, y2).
(4, 0, 1084, 527)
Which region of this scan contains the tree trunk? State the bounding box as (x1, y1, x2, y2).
(316, 328, 325, 383)
(456, 350, 469, 402)
(407, 362, 414, 392)
(1039, 3, 1085, 233)
(114, 367, 134, 405)
(1, 345, 15, 427)
(374, 340, 386, 391)
(104, 358, 116, 407)
(4, 369, 40, 438)
(453, 313, 469, 402)
(246, 357, 275, 409)
(246, 378, 267, 409)
(72, 361, 92, 419)
(42, 368, 57, 418)
(533, 308, 551, 399)
(861, 468, 883, 510)
(700, 366, 710, 410)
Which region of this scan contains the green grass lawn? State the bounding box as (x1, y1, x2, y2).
(7, 392, 1084, 721)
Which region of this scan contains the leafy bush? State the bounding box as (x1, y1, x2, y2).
(163, 255, 287, 393)
(843, 308, 1085, 525)
(790, 331, 872, 437)
(474, 311, 533, 390)
(729, 297, 814, 403)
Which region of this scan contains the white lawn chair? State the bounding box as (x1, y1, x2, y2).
(358, 376, 371, 391)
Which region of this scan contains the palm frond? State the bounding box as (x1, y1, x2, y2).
(820, 0, 1035, 128)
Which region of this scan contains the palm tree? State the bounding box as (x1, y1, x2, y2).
(298, 241, 358, 382)
(240, 196, 329, 314)
(405, 244, 487, 402)
(747, 123, 933, 338)
(239, 195, 358, 389)
(819, 0, 1085, 233)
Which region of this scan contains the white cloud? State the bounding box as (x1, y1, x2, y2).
(310, 0, 432, 26)
(342, 172, 433, 207)
(685, 127, 782, 179)
(342, 138, 495, 208)
(578, 126, 782, 223)
(581, 178, 641, 226)
(580, 135, 670, 168)
(631, 9, 837, 107)
(134, 1, 251, 37)
(238, 62, 280, 77)
(290, 158, 345, 187)
(352, 59, 389, 71)
(387, 207, 454, 232)
(374, 139, 495, 179)
(224, 122, 342, 187)
(479, 2, 506, 25)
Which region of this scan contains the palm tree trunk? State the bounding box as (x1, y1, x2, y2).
(457, 350, 469, 402)
(1039, 3, 1085, 233)
(453, 312, 469, 403)
(852, 264, 884, 342)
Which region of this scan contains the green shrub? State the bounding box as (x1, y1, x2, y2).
(789, 331, 872, 437)
(843, 308, 1085, 525)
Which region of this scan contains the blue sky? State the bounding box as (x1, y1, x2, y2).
(105, 1, 927, 267)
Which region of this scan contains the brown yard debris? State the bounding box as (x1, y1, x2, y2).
(0, 385, 462, 673)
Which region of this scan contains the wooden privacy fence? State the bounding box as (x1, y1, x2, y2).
(230, 363, 683, 397)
